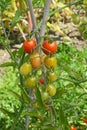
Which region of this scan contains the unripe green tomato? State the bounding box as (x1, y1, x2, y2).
(48, 71, 57, 82)
(81, 17, 87, 24)
(47, 84, 56, 97)
(78, 24, 86, 33)
(72, 14, 80, 25)
(82, 31, 87, 40)
(25, 76, 37, 88)
(83, 0, 87, 6)
(41, 91, 49, 101)
(20, 62, 32, 76)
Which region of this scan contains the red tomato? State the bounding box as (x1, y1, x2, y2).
(42, 40, 57, 55)
(23, 39, 37, 53)
(82, 118, 87, 124)
(39, 78, 44, 84)
(70, 126, 77, 130)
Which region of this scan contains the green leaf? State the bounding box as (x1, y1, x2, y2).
(23, 111, 39, 117)
(0, 108, 15, 118)
(0, 62, 15, 67)
(7, 89, 22, 102)
(35, 87, 45, 109)
(20, 87, 30, 104)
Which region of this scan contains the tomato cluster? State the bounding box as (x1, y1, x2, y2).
(20, 39, 58, 102)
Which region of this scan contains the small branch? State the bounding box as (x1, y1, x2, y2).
(40, 0, 51, 43)
(27, 0, 39, 43)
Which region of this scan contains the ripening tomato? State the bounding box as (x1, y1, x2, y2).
(30, 52, 41, 69)
(48, 71, 57, 81)
(39, 78, 44, 84)
(20, 62, 32, 76)
(42, 40, 57, 55)
(41, 91, 49, 101)
(47, 84, 56, 96)
(82, 118, 87, 124)
(25, 76, 37, 88)
(23, 39, 37, 53)
(72, 14, 80, 25)
(44, 56, 57, 68)
(70, 126, 77, 130)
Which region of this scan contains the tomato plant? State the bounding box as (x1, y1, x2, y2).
(20, 62, 32, 76)
(47, 84, 56, 96)
(25, 76, 37, 88)
(44, 56, 57, 68)
(30, 52, 41, 69)
(42, 40, 57, 55)
(23, 39, 37, 53)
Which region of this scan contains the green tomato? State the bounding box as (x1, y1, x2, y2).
(72, 14, 80, 25)
(41, 91, 49, 101)
(78, 24, 86, 33)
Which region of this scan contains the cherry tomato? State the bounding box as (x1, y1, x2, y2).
(41, 91, 49, 101)
(78, 24, 86, 33)
(81, 17, 87, 24)
(20, 62, 32, 76)
(83, 0, 87, 6)
(42, 40, 57, 55)
(25, 76, 37, 88)
(48, 71, 57, 81)
(23, 39, 37, 53)
(44, 56, 57, 68)
(47, 84, 56, 96)
(82, 118, 87, 124)
(82, 31, 87, 40)
(30, 52, 41, 69)
(72, 14, 80, 25)
(39, 78, 44, 84)
(70, 126, 77, 130)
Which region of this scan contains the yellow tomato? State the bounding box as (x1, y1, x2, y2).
(44, 56, 57, 68)
(25, 76, 37, 88)
(20, 62, 32, 76)
(48, 71, 57, 81)
(47, 84, 56, 96)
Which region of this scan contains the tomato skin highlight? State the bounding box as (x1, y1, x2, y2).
(70, 126, 77, 130)
(23, 40, 37, 53)
(30, 52, 41, 69)
(82, 118, 87, 124)
(44, 56, 57, 68)
(20, 62, 32, 76)
(42, 40, 57, 55)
